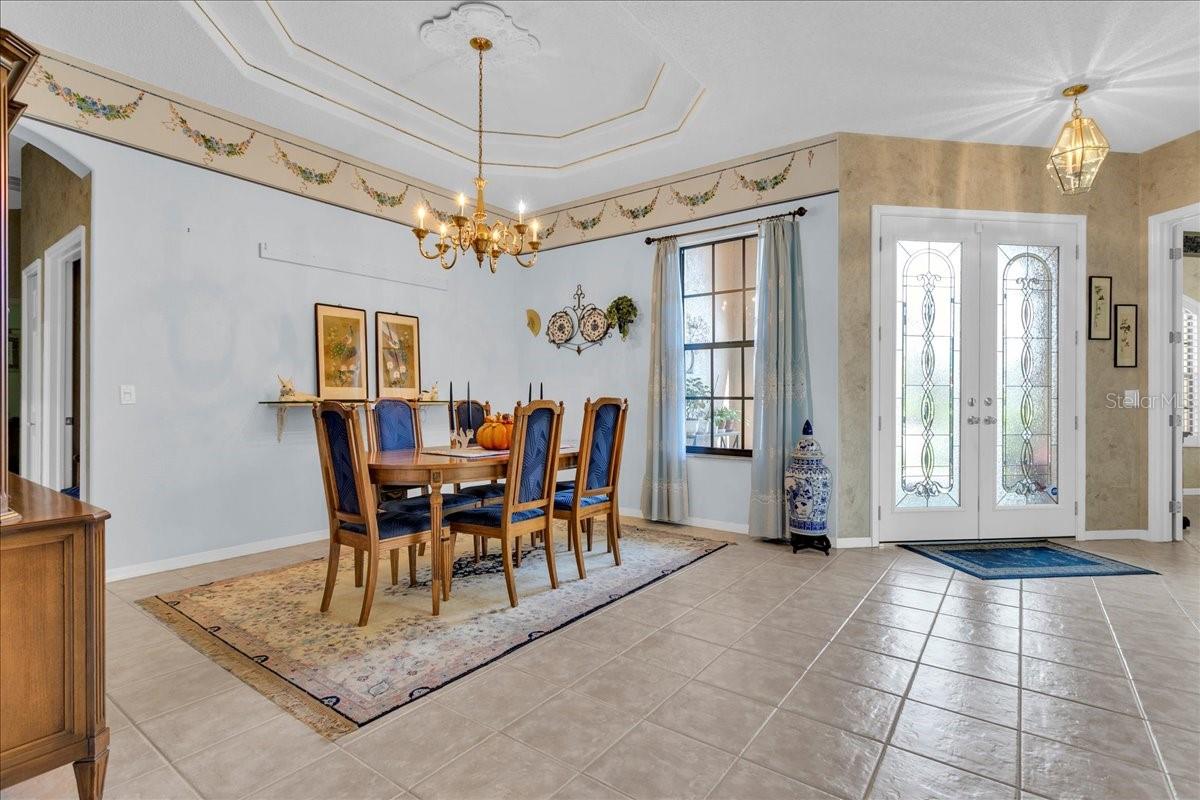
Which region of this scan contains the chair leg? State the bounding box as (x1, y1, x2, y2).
(320, 540, 340, 612)
(569, 518, 586, 580)
(354, 549, 364, 587)
(447, 533, 459, 594)
(473, 535, 481, 562)
(408, 544, 418, 586)
(544, 523, 559, 589)
(481, 538, 489, 557)
(608, 511, 622, 566)
(418, 542, 426, 557)
(499, 537, 518, 607)
(358, 549, 379, 626)
(390, 550, 400, 586)
(514, 537, 522, 567)
(586, 517, 594, 551)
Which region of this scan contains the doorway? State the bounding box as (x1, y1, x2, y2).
(871, 207, 1085, 543)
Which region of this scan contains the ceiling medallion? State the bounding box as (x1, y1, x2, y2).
(412, 36, 539, 272)
(419, 3, 540, 64)
(1046, 84, 1109, 196)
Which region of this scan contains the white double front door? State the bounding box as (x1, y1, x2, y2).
(875, 210, 1082, 542)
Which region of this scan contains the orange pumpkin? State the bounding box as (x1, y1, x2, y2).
(476, 415, 514, 450)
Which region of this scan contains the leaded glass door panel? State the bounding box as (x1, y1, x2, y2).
(878, 218, 982, 541)
(979, 222, 1077, 539)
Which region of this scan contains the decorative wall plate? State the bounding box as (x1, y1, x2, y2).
(547, 285, 612, 355)
(526, 308, 542, 337)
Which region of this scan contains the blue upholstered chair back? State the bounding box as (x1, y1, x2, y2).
(453, 400, 488, 433)
(516, 406, 557, 503)
(584, 401, 623, 491)
(374, 399, 418, 451)
(319, 408, 362, 516)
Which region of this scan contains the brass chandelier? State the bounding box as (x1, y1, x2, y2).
(413, 36, 539, 272)
(1046, 84, 1109, 196)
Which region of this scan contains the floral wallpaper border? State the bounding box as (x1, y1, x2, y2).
(15, 52, 838, 252)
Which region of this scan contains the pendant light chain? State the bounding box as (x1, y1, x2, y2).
(477, 45, 484, 181)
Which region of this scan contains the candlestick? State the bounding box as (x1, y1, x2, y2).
(417, 205, 426, 228)
(528, 383, 532, 403)
(457, 193, 466, 215)
(540, 382, 544, 400)
(518, 201, 525, 225)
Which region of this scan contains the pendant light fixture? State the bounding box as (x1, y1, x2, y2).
(1046, 84, 1109, 196)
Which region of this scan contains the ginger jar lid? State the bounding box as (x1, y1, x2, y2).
(793, 419, 824, 461)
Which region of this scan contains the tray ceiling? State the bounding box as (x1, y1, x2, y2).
(4, 0, 1197, 210)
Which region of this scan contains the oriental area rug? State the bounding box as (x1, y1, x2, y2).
(139, 524, 725, 738)
(899, 539, 1157, 581)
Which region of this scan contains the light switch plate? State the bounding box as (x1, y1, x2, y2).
(119, 385, 136, 405)
(1123, 389, 1139, 407)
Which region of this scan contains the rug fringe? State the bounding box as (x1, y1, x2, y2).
(136, 596, 357, 740)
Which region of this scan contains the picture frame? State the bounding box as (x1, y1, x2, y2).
(1088, 275, 1112, 340)
(375, 311, 421, 399)
(1114, 303, 1138, 368)
(314, 303, 368, 400)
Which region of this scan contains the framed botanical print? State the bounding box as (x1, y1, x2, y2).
(1114, 303, 1138, 368)
(376, 311, 421, 399)
(314, 303, 368, 400)
(1088, 275, 1112, 340)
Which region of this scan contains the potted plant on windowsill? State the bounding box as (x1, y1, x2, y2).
(685, 376, 709, 436)
(714, 406, 740, 433)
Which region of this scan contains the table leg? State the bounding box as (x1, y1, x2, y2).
(429, 472, 443, 616)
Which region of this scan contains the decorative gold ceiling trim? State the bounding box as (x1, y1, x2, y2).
(264, 0, 667, 141)
(192, 0, 701, 171)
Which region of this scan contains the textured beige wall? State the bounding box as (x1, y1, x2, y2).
(837, 133, 1149, 535)
(19, 145, 90, 278)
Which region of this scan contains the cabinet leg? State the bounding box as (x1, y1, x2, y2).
(74, 750, 108, 800)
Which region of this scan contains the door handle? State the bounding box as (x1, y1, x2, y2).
(983, 397, 993, 407)
(967, 416, 980, 425)
(983, 416, 997, 425)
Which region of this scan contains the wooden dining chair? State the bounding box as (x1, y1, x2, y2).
(313, 401, 473, 624)
(367, 399, 426, 500)
(449, 400, 491, 441)
(445, 400, 564, 607)
(552, 397, 628, 578)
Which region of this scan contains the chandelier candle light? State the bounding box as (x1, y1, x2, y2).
(413, 37, 539, 272)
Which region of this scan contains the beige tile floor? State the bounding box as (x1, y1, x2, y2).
(5, 523, 1199, 800)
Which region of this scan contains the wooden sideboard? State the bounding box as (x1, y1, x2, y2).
(0, 475, 110, 800)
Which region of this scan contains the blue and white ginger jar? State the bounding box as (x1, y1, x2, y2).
(784, 420, 831, 537)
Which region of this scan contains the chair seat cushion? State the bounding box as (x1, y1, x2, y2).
(342, 512, 431, 540)
(379, 493, 477, 515)
(445, 505, 545, 528)
(457, 483, 507, 502)
(555, 480, 575, 492)
(553, 490, 610, 511)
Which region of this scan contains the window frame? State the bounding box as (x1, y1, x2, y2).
(680, 233, 757, 457)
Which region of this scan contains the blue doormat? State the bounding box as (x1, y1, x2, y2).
(898, 540, 1157, 581)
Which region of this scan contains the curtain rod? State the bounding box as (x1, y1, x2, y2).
(644, 205, 807, 245)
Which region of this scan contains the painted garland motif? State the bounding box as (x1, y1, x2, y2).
(33, 66, 144, 126)
(615, 189, 660, 227)
(734, 153, 795, 199)
(355, 169, 410, 210)
(271, 140, 340, 192)
(419, 195, 454, 225)
(567, 202, 607, 237)
(539, 214, 561, 241)
(668, 173, 722, 214)
(164, 103, 254, 164)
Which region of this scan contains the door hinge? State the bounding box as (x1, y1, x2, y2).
(877, 506, 882, 521)
(1170, 414, 1180, 428)
(879, 236, 883, 252)
(1074, 415, 1079, 431)
(1170, 247, 1183, 260)
(1076, 244, 1080, 259)
(1074, 501, 1079, 516)
(1075, 331, 1079, 346)
(1170, 331, 1183, 344)
(877, 416, 882, 432)
(1169, 500, 1183, 514)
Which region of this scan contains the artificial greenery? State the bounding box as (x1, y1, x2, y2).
(606, 295, 639, 340)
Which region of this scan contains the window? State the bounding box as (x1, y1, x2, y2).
(681, 234, 757, 456)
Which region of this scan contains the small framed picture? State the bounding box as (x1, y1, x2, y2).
(1114, 303, 1138, 368)
(1088, 276, 1112, 340)
(314, 303, 368, 400)
(375, 311, 421, 399)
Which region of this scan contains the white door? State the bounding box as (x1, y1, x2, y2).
(20, 260, 42, 481)
(877, 212, 1080, 542)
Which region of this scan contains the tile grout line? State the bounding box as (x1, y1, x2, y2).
(700, 550, 908, 800)
(859, 565, 954, 800)
(1016, 579, 1025, 800)
(104, 693, 210, 799)
(1089, 577, 1179, 800)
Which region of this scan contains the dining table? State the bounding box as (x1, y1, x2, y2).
(368, 444, 580, 615)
